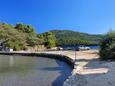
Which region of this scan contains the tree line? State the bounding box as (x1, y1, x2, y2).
(56, 39, 98, 46)
(37, 30, 99, 47)
(0, 22, 100, 51)
(0, 22, 56, 51)
(0, 23, 43, 51)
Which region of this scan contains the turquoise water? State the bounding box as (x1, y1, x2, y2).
(0, 55, 72, 86)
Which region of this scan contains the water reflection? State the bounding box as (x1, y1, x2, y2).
(0, 55, 72, 86)
(9, 56, 14, 67)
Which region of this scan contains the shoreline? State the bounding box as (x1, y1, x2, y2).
(0, 51, 75, 69)
(0, 50, 99, 86)
(0, 51, 75, 86)
(1, 50, 115, 86)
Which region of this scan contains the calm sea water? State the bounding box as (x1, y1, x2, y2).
(87, 45, 100, 49)
(0, 55, 72, 86)
(61, 45, 99, 50)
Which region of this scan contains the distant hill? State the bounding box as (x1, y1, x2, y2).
(38, 30, 103, 46)
(50, 30, 103, 46)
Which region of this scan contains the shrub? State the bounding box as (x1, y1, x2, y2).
(99, 31, 115, 60)
(0, 23, 43, 51)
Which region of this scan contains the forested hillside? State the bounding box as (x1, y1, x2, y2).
(0, 22, 103, 51)
(50, 30, 103, 46)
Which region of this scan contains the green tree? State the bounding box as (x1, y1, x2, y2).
(15, 23, 42, 46)
(0, 22, 43, 51)
(15, 23, 36, 36)
(99, 30, 115, 60)
(45, 32, 56, 48)
(0, 28, 27, 50)
(37, 31, 56, 48)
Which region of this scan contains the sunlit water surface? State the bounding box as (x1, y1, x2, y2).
(0, 55, 72, 86)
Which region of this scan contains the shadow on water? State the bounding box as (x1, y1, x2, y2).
(41, 59, 72, 86)
(0, 55, 72, 86)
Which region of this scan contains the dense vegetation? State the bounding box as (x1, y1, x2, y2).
(37, 31, 56, 48)
(0, 23, 43, 51)
(0, 23, 103, 51)
(99, 31, 115, 60)
(44, 30, 103, 46)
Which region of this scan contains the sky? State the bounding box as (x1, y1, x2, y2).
(0, 0, 115, 34)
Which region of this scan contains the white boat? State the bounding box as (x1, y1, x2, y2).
(78, 46, 90, 50)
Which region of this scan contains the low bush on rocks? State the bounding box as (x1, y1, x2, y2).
(99, 31, 115, 60)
